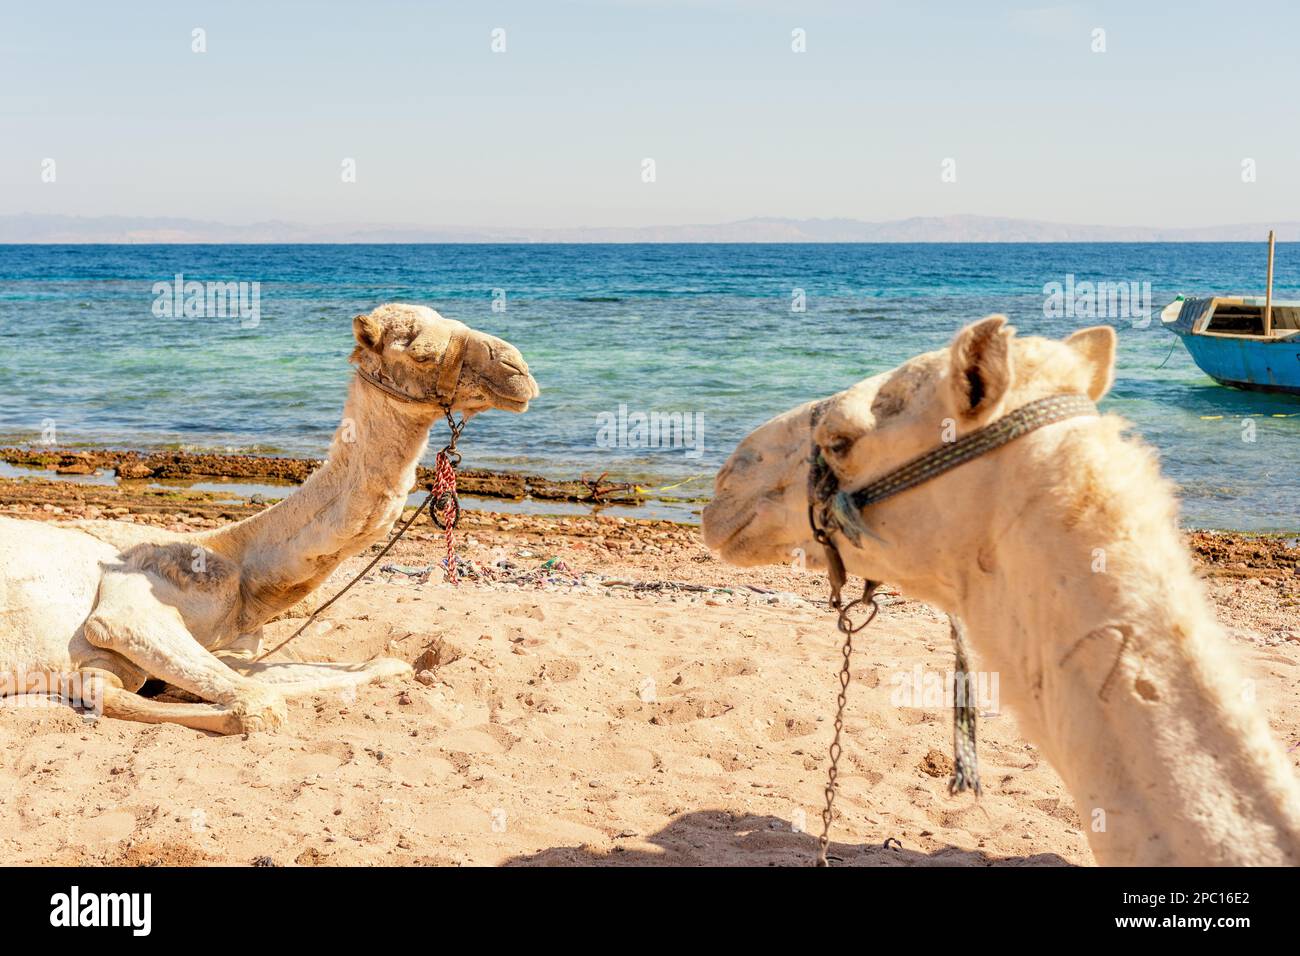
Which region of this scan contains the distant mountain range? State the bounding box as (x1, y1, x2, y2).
(2, 213, 1297, 243)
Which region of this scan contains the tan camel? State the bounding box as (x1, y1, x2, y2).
(0, 304, 538, 735)
(702, 316, 1300, 865)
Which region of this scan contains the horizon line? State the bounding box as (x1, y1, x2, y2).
(3, 212, 1296, 245)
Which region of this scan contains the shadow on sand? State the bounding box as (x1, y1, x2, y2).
(504, 809, 1073, 867)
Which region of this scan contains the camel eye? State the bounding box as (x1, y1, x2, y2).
(825, 435, 854, 457)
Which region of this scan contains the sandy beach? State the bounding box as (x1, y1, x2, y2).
(1, 471, 1296, 867)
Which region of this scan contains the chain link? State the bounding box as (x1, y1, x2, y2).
(815, 584, 879, 867)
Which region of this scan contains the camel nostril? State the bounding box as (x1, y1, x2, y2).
(715, 462, 735, 488)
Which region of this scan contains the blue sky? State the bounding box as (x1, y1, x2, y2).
(1, 0, 1296, 228)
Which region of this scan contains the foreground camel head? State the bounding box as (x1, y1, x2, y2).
(351, 303, 539, 414)
(703, 316, 1115, 605)
(706, 316, 1300, 866)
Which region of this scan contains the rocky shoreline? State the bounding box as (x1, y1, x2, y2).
(0, 446, 680, 505)
(1, 462, 1296, 586)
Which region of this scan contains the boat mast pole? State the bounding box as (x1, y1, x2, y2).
(1264, 229, 1275, 336)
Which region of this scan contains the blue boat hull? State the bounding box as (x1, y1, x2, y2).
(1175, 332, 1300, 395)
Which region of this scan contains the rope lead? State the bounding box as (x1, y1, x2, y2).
(254, 411, 466, 661)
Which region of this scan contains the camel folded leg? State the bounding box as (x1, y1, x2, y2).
(101, 686, 249, 733)
(215, 657, 412, 696)
(83, 570, 285, 733)
(1, 669, 250, 735)
(85, 669, 247, 734)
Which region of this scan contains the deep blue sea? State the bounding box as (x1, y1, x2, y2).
(1, 243, 1297, 531)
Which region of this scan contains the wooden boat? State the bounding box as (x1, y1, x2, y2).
(1161, 231, 1300, 394)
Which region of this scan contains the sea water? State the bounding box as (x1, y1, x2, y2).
(1, 243, 1296, 530)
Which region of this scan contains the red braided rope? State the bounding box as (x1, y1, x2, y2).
(432, 448, 459, 584)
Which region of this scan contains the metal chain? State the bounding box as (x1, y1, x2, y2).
(816, 583, 879, 867)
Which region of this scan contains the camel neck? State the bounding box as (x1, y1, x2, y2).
(215, 376, 439, 628)
(957, 493, 1300, 864)
(321, 375, 441, 509)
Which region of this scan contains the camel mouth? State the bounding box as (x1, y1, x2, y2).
(711, 521, 805, 569)
(706, 520, 747, 557)
(701, 499, 756, 554)
(704, 493, 814, 569)
(493, 395, 531, 413)
(482, 375, 538, 413)
(711, 531, 751, 565)
(489, 383, 536, 412)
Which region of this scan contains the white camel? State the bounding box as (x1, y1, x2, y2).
(0, 304, 538, 734)
(702, 316, 1300, 865)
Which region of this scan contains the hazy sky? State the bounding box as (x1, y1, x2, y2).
(2, 0, 1297, 228)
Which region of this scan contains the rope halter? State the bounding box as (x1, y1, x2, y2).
(353, 328, 470, 410)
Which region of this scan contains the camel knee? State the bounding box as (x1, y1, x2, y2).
(79, 657, 148, 694)
(230, 686, 287, 733)
(82, 612, 122, 650)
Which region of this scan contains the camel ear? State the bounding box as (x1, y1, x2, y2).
(1064, 326, 1116, 401)
(948, 315, 1014, 419)
(352, 312, 384, 353)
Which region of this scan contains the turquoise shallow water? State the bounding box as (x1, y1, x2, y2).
(0, 243, 1297, 531)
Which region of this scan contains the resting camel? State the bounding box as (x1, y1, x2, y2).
(0, 304, 538, 734)
(702, 316, 1300, 865)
